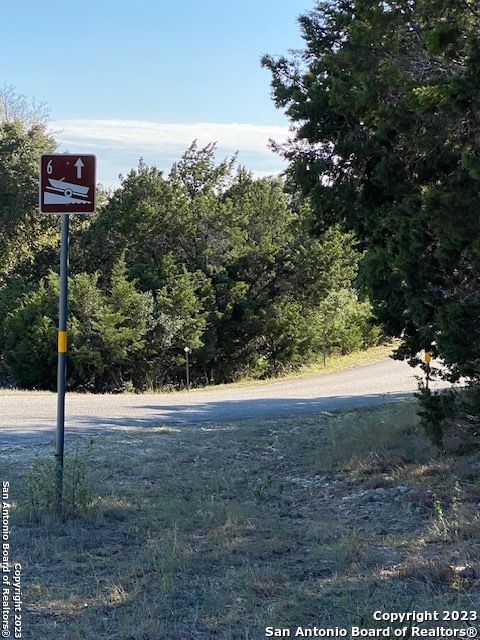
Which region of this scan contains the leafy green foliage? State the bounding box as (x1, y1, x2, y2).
(4, 259, 153, 391)
(417, 384, 480, 450)
(0, 119, 57, 281)
(1, 134, 380, 390)
(3, 274, 58, 388)
(24, 442, 95, 518)
(262, 0, 480, 384)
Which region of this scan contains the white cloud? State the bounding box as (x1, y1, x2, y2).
(51, 119, 290, 188)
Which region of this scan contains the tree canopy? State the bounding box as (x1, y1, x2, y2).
(262, 0, 480, 383)
(0, 116, 57, 281)
(0, 130, 380, 391)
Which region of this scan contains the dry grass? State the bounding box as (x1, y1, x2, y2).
(0, 343, 398, 397)
(198, 342, 400, 391)
(2, 400, 480, 639)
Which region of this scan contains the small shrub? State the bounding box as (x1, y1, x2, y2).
(24, 441, 95, 518)
(416, 385, 480, 450)
(251, 475, 274, 501)
(24, 456, 57, 514)
(416, 388, 453, 448)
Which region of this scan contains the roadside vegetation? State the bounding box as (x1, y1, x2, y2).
(0, 93, 381, 393)
(263, 0, 480, 451)
(3, 400, 479, 639)
(2, 2, 480, 634)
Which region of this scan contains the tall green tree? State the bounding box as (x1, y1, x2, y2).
(4, 258, 153, 392)
(3, 273, 58, 388)
(209, 174, 375, 379)
(0, 87, 57, 281)
(74, 145, 377, 387)
(0, 88, 59, 383)
(263, 0, 480, 382)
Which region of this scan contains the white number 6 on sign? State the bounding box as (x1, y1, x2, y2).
(47, 159, 53, 174)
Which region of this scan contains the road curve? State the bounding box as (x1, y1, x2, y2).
(1, 358, 451, 446)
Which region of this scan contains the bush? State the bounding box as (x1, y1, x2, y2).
(4, 259, 153, 392)
(24, 442, 95, 518)
(416, 385, 480, 450)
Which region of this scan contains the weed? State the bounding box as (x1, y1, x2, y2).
(432, 480, 462, 540)
(251, 475, 273, 500)
(433, 498, 448, 538)
(23, 440, 96, 518)
(330, 530, 367, 573)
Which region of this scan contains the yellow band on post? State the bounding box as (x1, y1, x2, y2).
(58, 331, 68, 353)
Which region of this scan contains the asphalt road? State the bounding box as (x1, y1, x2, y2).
(1, 357, 455, 447)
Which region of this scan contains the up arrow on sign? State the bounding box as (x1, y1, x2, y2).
(74, 158, 85, 179)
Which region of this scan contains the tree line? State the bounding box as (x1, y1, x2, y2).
(3, 0, 478, 446)
(262, 0, 480, 447)
(0, 107, 380, 392)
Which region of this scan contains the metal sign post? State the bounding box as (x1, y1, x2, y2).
(56, 214, 70, 511)
(39, 154, 96, 512)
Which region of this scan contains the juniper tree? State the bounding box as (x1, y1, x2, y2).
(263, 0, 480, 382)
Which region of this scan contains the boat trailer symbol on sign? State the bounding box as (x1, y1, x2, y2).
(44, 178, 91, 206)
(39, 154, 96, 214)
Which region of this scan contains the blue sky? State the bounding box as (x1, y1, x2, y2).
(1, 1, 310, 188)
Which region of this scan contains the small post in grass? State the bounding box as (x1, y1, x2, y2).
(323, 327, 327, 367)
(184, 346, 190, 390)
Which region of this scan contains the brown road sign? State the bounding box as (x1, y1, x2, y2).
(39, 154, 96, 214)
